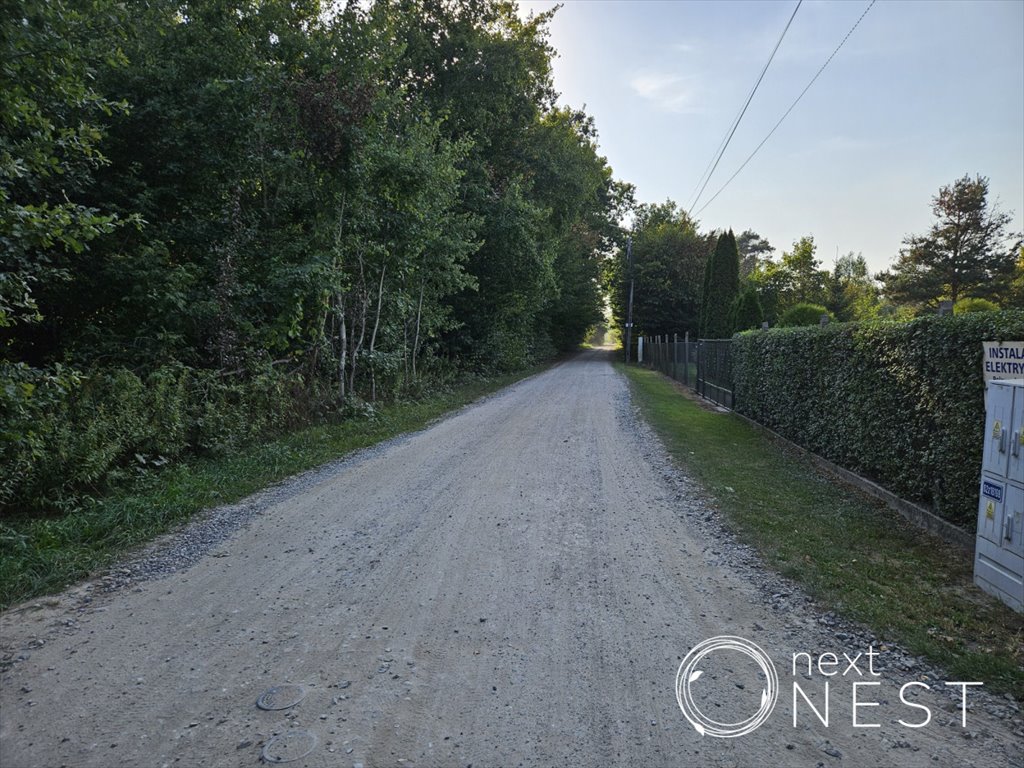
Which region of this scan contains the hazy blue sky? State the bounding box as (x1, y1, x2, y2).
(517, 0, 1024, 273)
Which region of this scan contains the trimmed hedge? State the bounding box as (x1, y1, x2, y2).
(732, 310, 1024, 530)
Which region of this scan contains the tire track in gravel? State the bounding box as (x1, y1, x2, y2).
(1, 349, 1020, 768)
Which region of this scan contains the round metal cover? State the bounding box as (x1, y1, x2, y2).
(261, 730, 318, 764)
(256, 684, 307, 711)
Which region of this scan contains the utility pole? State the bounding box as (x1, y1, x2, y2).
(624, 236, 634, 362)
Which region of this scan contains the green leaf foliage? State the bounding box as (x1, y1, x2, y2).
(1, 0, 630, 516)
(778, 302, 832, 328)
(954, 298, 999, 314)
(878, 175, 1021, 310)
(606, 201, 706, 340)
(729, 288, 763, 332)
(732, 311, 1024, 528)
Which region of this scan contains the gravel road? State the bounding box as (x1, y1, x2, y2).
(1, 349, 1021, 768)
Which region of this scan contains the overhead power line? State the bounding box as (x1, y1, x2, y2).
(687, 0, 803, 215)
(695, 0, 877, 217)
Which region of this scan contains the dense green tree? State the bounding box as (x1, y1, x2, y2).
(780, 236, 826, 305)
(824, 252, 881, 321)
(699, 229, 739, 338)
(5, 0, 625, 382)
(736, 229, 774, 282)
(607, 201, 709, 339)
(385, 0, 559, 368)
(730, 288, 764, 332)
(0, 0, 634, 514)
(878, 174, 1020, 310)
(748, 235, 827, 323)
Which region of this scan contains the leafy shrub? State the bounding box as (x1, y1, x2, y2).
(0, 362, 311, 515)
(778, 302, 832, 327)
(0, 363, 81, 509)
(732, 311, 1024, 529)
(955, 298, 1000, 314)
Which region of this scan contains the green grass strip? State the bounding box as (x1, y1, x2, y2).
(619, 363, 1024, 699)
(0, 367, 542, 610)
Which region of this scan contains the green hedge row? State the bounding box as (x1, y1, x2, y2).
(732, 311, 1024, 530)
(0, 362, 314, 515)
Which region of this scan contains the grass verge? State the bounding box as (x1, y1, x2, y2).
(0, 365, 546, 610)
(619, 362, 1024, 699)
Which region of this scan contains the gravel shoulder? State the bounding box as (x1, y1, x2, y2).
(1, 349, 1020, 768)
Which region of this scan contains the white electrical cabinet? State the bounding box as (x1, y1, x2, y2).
(975, 379, 1024, 611)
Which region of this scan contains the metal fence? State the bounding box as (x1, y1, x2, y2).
(696, 339, 733, 408)
(639, 334, 733, 409)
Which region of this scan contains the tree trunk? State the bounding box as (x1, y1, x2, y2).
(368, 265, 387, 402)
(412, 278, 425, 380)
(337, 293, 347, 402)
(348, 252, 368, 396)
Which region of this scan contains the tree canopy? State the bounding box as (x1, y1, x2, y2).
(2, 0, 627, 385)
(879, 174, 1021, 310)
(606, 201, 707, 340)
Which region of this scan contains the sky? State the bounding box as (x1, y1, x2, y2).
(516, 0, 1024, 274)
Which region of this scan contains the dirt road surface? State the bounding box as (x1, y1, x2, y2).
(1, 350, 1021, 767)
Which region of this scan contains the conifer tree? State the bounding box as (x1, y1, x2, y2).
(699, 229, 740, 338)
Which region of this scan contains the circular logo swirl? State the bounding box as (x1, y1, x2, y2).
(675, 635, 779, 738)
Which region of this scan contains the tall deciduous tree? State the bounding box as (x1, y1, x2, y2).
(735, 229, 774, 281)
(825, 252, 880, 321)
(748, 235, 826, 324)
(878, 174, 1020, 309)
(607, 201, 708, 339)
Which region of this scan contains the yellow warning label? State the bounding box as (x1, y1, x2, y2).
(993, 420, 1002, 438)
(986, 501, 996, 520)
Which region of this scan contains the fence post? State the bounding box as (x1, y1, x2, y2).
(672, 332, 678, 380)
(683, 332, 690, 386)
(696, 339, 702, 397)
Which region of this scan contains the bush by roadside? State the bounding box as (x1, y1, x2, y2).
(1, 361, 312, 515)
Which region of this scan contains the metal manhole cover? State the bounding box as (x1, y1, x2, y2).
(256, 684, 307, 711)
(261, 730, 318, 763)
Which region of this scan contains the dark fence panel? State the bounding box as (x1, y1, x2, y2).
(639, 335, 708, 396)
(696, 339, 733, 408)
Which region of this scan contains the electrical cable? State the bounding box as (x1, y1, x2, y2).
(687, 0, 803, 215)
(695, 0, 877, 217)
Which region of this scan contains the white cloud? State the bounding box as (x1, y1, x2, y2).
(629, 72, 702, 113)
